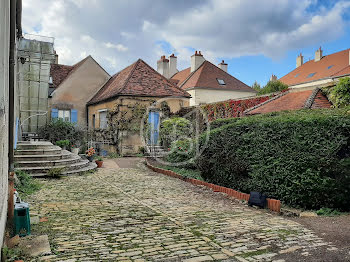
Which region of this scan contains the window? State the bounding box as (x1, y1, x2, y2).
(58, 110, 70, 122)
(307, 72, 316, 78)
(327, 65, 334, 69)
(99, 110, 108, 129)
(217, 79, 226, 85)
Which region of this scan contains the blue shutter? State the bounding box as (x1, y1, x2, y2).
(71, 109, 78, 123)
(51, 108, 58, 120)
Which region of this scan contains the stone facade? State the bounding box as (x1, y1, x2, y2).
(0, 0, 10, 251)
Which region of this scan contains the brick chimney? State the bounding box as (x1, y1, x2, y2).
(315, 47, 323, 62)
(218, 60, 228, 72)
(191, 51, 205, 72)
(296, 53, 303, 68)
(169, 54, 177, 78)
(157, 55, 169, 78)
(270, 74, 277, 81)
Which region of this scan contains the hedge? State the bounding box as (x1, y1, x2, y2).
(196, 108, 350, 210)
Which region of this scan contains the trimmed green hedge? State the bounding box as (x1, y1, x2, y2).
(196, 108, 350, 210)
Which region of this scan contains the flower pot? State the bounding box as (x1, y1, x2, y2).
(72, 148, 79, 154)
(95, 160, 103, 168)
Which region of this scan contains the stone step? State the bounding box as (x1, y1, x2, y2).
(15, 146, 62, 155)
(15, 154, 81, 168)
(15, 159, 90, 174)
(17, 141, 55, 150)
(32, 162, 97, 177)
(14, 150, 71, 161)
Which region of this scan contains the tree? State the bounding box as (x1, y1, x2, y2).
(252, 81, 261, 92)
(257, 80, 288, 95)
(330, 77, 350, 108)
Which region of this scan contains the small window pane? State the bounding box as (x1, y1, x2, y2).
(307, 72, 316, 78)
(217, 79, 225, 85)
(99, 111, 108, 129)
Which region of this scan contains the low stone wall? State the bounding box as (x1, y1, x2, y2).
(146, 160, 281, 213)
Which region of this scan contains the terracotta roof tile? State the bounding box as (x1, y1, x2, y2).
(88, 59, 190, 104)
(174, 61, 255, 93)
(245, 89, 331, 115)
(171, 67, 191, 86)
(50, 64, 74, 88)
(280, 48, 350, 86)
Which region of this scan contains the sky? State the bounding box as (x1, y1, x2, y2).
(22, 0, 350, 86)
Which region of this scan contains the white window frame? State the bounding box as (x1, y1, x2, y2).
(58, 109, 71, 122)
(98, 109, 108, 129)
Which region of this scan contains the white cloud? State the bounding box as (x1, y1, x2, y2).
(21, 0, 350, 74)
(104, 42, 128, 52)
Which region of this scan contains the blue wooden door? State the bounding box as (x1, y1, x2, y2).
(148, 111, 160, 145)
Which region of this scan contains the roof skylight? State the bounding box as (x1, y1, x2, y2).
(327, 65, 334, 69)
(217, 79, 226, 85)
(307, 72, 316, 78)
(294, 73, 300, 78)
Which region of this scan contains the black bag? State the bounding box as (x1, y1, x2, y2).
(248, 191, 267, 208)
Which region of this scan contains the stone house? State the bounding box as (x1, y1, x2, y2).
(279, 47, 350, 90)
(49, 55, 110, 126)
(87, 59, 190, 155)
(157, 51, 257, 106)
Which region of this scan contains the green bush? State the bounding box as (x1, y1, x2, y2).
(15, 170, 41, 199)
(330, 77, 350, 108)
(38, 119, 85, 145)
(55, 139, 70, 148)
(196, 108, 350, 210)
(210, 118, 240, 130)
(257, 80, 288, 95)
(166, 139, 196, 168)
(47, 167, 65, 179)
(316, 207, 342, 216)
(160, 117, 192, 148)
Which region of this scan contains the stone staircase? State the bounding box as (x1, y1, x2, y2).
(15, 141, 97, 177)
(146, 145, 167, 158)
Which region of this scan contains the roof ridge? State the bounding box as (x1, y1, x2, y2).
(303, 88, 320, 109)
(116, 59, 141, 95)
(244, 91, 290, 115)
(179, 62, 206, 88)
(137, 59, 190, 96)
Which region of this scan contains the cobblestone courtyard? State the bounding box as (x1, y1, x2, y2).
(27, 158, 342, 261)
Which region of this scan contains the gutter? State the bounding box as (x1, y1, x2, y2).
(8, 0, 17, 172)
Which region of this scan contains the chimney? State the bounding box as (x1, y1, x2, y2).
(191, 51, 205, 72)
(296, 53, 303, 68)
(218, 60, 228, 72)
(157, 55, 169, 78)
(270, 74, 277, 81)
(54, 50, 58, 64)
(169, 54, 177, 77)
(315, 46, 323, 62)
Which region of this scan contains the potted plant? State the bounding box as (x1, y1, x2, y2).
(71, 144, 80, 155)
(85, 147, 95, 162)
(56, 139, 70, 150)
(95, 156, 103, 168)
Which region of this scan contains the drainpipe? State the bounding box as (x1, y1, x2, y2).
(8, 0, 16, 172)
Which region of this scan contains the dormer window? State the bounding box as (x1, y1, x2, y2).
(217, 79, 225, 85)
(307, 72, 316, 78)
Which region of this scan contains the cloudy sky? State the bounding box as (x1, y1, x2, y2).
(22, 0, 350, 86)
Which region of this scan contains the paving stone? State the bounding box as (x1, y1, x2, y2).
(25, 159, 333, 262)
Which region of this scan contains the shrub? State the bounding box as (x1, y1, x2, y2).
(160, 117, 192, 148)
(38, 119, 85, 145)
(330, 77, 350, 108)
(196, 108, 350, 210)
(166, 139, 196, 168)
(47, 167, 65, 178)
(257, 80, 288, 95)
(55, 139, 70, 148)
(15, 170, 41, 199)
